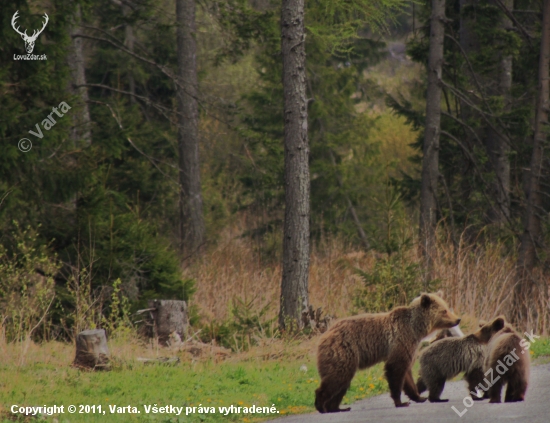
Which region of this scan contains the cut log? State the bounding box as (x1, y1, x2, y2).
(73, 329, 110, 370)
(148, 300, 189, 346)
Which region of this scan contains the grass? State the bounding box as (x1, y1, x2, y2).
(1, 332, 549, 423)
(185, 227, 550, 337)
(2, 227, 549, 422)
(531, 336, 550, 361)
(0, 339, 386, 423)
(2, 334, 549, 423)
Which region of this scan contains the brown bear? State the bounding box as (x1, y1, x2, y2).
(416, 316, 505, 403)
(483, 323, 530, 403)
(429, 325, 464, 344)
(314, 292, 460, 413)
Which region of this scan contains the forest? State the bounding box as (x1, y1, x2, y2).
(1, 0, 549, 355)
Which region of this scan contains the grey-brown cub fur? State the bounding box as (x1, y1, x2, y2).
(416, 316, 505, 402)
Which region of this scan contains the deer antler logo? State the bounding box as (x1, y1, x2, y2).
(11, 11, 49, 54)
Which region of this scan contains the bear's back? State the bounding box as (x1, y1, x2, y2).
(420, 335, 484, 377)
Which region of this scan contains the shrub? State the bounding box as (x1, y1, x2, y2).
(0, 222, 60, 342)
(353, 253, 436, 313)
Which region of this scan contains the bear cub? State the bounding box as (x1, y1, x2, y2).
(484, 323, 530, 403)
(416, 316, 505, 403)
(315, 292, 460, 413)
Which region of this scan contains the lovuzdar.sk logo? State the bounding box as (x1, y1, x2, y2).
(12, 10, 48, 61)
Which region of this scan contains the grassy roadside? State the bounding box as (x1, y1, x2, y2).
(1, 336, 549, 423)
(0, 339, 385, 423)
(531, 336, 550, 364)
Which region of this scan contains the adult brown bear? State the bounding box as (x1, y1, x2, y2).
(315, 292, 460, 413)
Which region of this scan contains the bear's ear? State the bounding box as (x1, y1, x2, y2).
(435, 290, 444, 298)
(492, 317, 505, 331)
(421, 294, 431, 308)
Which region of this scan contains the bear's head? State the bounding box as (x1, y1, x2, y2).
(478, 319, 515, 335)
(411, 291, 461, 335)
(472, 316, 506, 343)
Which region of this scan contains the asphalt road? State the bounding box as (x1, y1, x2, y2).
(267, 363, 550, 423)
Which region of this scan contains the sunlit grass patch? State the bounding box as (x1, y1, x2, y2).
(531, 336, 550, 358)
(0, 340, 386, 423)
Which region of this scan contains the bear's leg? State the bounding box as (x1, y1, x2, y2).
(403, 369, 427, 403)
(315, 381, 335, 413)
(416, 376, 427, 394)
(324, 384, 352, 413)
(504, 384, 516, 403)
(487, 379, 504, 403)
(428, 377, 448, 403)
(384, 359, 410, 407)
(314, 384, 327, 413)
(315, 373, 354, 413)
(504, 374, 527, 403)
(465, 369, 486, 401)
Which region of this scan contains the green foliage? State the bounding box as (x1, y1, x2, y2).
(211, 0, 277, 64)
(6, 0, 546, 344)
(102, 278, 133, 339)
(0, 350, 388, 422)
(1, 0, 190, 334)
(0, 223, 60, 342)
(220, 0, 411, 249)
(531, 336, 550, 359)
(392, 0, 541, 241)
(353, 254, 430, 313)
(206, 297, 276, 352)
(307, 0, 407, 54)
(62, 264, 102, 336)
(369, 183, 414, 255)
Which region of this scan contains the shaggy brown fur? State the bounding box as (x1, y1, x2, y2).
(430, 328, 458, 343)
(315, 292, 460, 413)
(416, 316, 505, 403)
(429, 324, 464, 344)
(483, 323, 530, 403)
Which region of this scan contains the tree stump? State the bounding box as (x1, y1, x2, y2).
(301, 305, 332, 333)
(148, 300, 188, 346)
(73, 329, 110, 370)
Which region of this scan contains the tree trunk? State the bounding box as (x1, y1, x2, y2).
(459, 0, 479, 53)
(176, 0, 205, 256)
(279, 0, 310, 331)
(457, 0, 480, 230)
(73, 329, 110, 370)
(122, 3, 136, 104)
(68, 5, 91, 146)
(485, 0, 512, 224)
(148, 299, 189, 346)
(514, 0, 550, 322)
(419, 0, 446, 282)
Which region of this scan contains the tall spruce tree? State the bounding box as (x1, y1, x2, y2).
(514, 0, 550, 324)
(279, 0, 310, 330)
(176, 0, 205, 256)
(419, 0, 446, 278)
